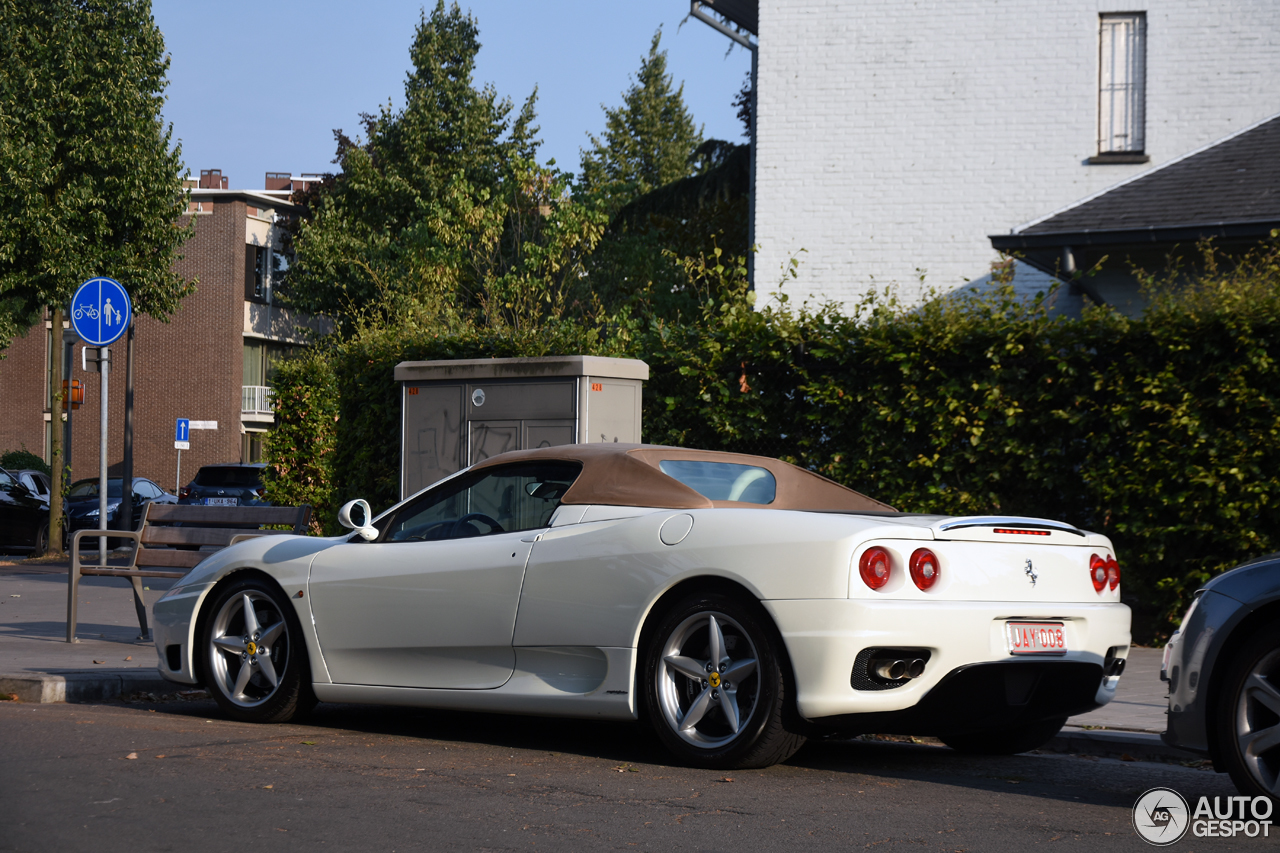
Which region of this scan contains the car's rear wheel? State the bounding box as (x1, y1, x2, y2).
(1216, 622, 1280, 802)
(201, 576, 315, 723)
(32, 522, 48, 557)
(642, 592, 805, 769)
(938, 717, 1067, 755)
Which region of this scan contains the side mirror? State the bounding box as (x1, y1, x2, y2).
(337, 499, 378, 541)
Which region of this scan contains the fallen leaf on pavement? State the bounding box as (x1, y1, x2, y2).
(124, 656, 132, 661)
(9, 594, 19, 598)
(300, 741, 315, 745)
(93, 660, 104, 664)
(155, 755, 165, 759)
(720, 777, 735, 783)
(263, 784, 273, 789)
(1120, 753, 1137, 762)
(125, 753, 137, 760)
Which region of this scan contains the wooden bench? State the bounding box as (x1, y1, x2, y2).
(66, 503, 311, 643)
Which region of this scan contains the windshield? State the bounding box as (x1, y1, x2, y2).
(195, 467, 264, 487)
(68, 480, 123, 499)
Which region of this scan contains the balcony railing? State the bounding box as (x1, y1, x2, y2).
(242, 385, 273, 415)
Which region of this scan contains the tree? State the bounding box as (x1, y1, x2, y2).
(577, 29, 703, 215)
(287, 2, 604, 334)
(0, 0, 192, 554)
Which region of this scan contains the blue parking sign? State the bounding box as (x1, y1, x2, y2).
(70, 277, 131, 346)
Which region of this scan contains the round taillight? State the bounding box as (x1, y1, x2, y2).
(1106, 555, 1120, 591)
(909, 548, 940, 591)
(859, 547, 892, 590)
(1090, 553, 1108, 593)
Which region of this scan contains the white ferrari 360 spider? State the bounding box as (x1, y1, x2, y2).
(153, 444, 1131, 768)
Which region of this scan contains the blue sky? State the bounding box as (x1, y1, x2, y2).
(151, 1, 751, 190)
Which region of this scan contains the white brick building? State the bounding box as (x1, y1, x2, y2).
(697, 1, 1280, 310)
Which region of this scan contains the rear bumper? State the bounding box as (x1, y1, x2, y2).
(763, 599, 1131, 723)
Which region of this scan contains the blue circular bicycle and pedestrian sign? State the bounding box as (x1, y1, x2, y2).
(70, 277, 131, 346)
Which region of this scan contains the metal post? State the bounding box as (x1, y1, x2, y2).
(98, 348, 110, 567)
(175, 449, 181, 495)
(121, 322, 135, 539)
(63, 334, 73, 481)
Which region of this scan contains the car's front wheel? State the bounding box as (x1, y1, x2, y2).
(642, 592, 806, 769)
(201, 576, 315, 723)
(1216, 622, 1280, 802)
(938, 716, 1067, 755)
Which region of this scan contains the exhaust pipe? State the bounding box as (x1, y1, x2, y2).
(873, 659, 909, 680)
(871, 657, 928, 681)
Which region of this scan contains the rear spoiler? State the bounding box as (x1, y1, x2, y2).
(934, 516, 1085, 538)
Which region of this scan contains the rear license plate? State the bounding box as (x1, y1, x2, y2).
(1006, 621, 1068, 655)
(204, 497, 238, 507)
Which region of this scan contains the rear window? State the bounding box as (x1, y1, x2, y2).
(195, 466, 264, 488)
(658, 460, 777, 504)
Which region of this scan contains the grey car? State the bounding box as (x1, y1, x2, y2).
(1162, 554, 1280, 800)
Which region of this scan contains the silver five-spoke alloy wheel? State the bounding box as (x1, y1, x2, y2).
(1234, 647, 1280, 796)
(208, 590, 289, 708)
(656, 611, 760, 748)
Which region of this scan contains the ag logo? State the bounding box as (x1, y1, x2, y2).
(1133, 787, 1190, 845)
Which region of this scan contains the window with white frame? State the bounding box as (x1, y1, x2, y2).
(1097, 12, 1147, 154)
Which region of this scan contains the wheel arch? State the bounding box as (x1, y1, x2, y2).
(1203, 597, 1280, 767)
(633, 575, 804, 732)
(191, 566, 293, 688)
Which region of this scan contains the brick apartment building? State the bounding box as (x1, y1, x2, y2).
(0, 170, 328, 492)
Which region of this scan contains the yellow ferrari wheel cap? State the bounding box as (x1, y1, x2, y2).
(246, 641, 258, 655)
(709, 672, 721, 687)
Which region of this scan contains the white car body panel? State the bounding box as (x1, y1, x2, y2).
(307, 531, 535, 689)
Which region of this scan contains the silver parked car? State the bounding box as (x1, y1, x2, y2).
(1163, 554, 1280, 800)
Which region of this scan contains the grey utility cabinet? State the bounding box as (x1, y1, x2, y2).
(394, 355, 649, 498)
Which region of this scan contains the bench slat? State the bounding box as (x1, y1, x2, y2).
(133, 549, 209, 570)
(140, 527, 291, 547)
(79, 566, 187, 579)
(144, 503, 309, 528)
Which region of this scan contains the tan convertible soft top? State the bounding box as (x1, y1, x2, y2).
(471, 443, 895, 512)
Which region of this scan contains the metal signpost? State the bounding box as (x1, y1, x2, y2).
(70, 277, 132, 566)
(174, 418, 190, 492)
(173, 419, 216, 493)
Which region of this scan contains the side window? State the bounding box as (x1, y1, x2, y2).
(383, 461, 582, 543)
(0, 470, 13, 492)
(658, 459, 778, 504)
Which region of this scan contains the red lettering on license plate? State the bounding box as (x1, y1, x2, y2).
(1006, 622, 1068, 655)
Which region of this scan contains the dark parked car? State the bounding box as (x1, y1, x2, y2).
(0, 465, 50, 554)
(178, 463, 270, 507)
(65, 477, 178, 546)
(1163, 554, 1280, 801)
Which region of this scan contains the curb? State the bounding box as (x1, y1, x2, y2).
(1046, 727, 1202, 763)
(0, 670, 176, 704)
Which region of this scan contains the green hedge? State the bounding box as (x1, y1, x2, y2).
(265, 246, 1280, 640)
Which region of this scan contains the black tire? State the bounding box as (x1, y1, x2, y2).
(641, 591, 806, 769)
(200, 575, 315, 723)
(32, 523, 48, 557)
(938, 716, 1067, 755)
(1215, 622, 1280, 803)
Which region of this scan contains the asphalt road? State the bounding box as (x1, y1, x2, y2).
(0, 697, 1262, 852)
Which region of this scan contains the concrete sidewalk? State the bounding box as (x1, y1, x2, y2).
(0, 558, 1190, 760)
